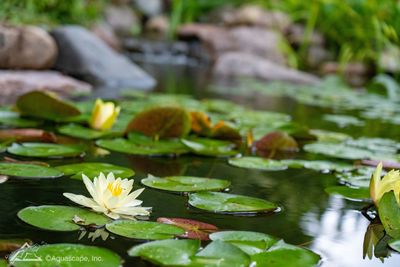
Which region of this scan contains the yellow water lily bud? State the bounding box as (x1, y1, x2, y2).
(89, 99, 120, 131)
(370, 162, 400, 206)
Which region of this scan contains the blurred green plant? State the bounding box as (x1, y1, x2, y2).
(0, 0, 106, 26)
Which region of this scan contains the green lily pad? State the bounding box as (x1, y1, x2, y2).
(17, 205, 110, 231)
(181, 138, 238, 157)
(192, 240, 250, 267)
(303, 142, 379, 160)
(188, 192, 278, 214)
(288, 160, 353, 172)
(0, 163, 63, 178)
(325, 186, 370, 201)
(55, 162, 134, 180)
(388, 239, 400, 253)
(228, 157, 289, 171)
(336, 167, 377, 187)
(0, 143, 8, 153)
(106, 220, 185, 240)
(58, 124, 121, 140)
(0, 259, 7, 267)
(309, 129, 352, 143)
(96, 138, 188, 156)
(141, 175, 230, 192)
(378, 191, 400, 239)
(251, 240, 321, 267)
(0, 111, 40, 128)
(128, 239, 200, 266)
(323, 114, 365, 127)
(7, 143, 85, 158)
(16, 91, 81, 121)
(9, 243, 121, 267)
(210, 231, 277, 255)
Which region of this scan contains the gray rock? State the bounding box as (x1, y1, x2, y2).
(321, 62, 369, 87)
(0, 25, 57, 69)
(214, 52, 319, 85)
(145, 15, 170, 38)
(0, 70, 91, 105)
(104, 4, 138, 36)
(379, 45, 400, 73)
(223, 5, 291, 31)
(51, 26, 156, 89)
(229, 27, 286, 65)
(134, 0, 163, 17)
(286, 24, 325, 46)
(91, 23, 122, 51)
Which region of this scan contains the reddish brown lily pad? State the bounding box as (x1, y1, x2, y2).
(211, 121, 242, 142)
(125, 107, 192, 138)
(157, 217, 218, 241)
(254, 131, 298, 157)
(0, 129, 56, 142)
(190, 111, 212, 136)
(0, 239, 32, 252)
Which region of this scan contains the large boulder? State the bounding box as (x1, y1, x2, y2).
(214, 52, 320, 85)
(104, 4, 138, 36)
(223, 5, 291, 31)
(178, 24, 287, 65)
(0, 70, 91, 105)
(51, 26, 155, 89)
(0, 25, 57, 69)
(134, 0, 163, 17)
(229, 27, 286, 65)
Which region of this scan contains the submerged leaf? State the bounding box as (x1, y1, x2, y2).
(181, 137, 238, 157)
(0, 129, 56, 142)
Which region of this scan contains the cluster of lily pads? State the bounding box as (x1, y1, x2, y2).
(2, 88, 400, 266)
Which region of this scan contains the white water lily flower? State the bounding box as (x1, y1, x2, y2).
(64, 172, 151, 220)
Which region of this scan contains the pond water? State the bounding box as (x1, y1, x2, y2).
(1, 62, 400, 267)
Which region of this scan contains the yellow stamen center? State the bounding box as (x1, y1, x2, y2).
(107, 181, 123, 196)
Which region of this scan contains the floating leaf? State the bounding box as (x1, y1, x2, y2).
(125, 106, 192, 138)
(55, 162, 134, 180)
(211, 121, 242, 141)
(10, 243, 121, 267)
(0, 163, 63, 178)
(210, 231, 277, 255)
(96, 138, 188, 156)
(106, 220, 185, 240)
(0, 110, 40, 128)
(58, 124, 120, 140)
(378, 191, 400, 239)
(141, 175, 230, 192)
(388, 239, 400, 253)
(229, 157, 288, 171)
(309, 129, 351, 143)
(192, 240, 250, 267)
(7, 143, 85, 158)
(336, 167, 376, 188)
(303, 142, 381, 160)
(128, 239, 200, 266)
(16, 91, 81, 121)
(251, 240, 321, 267)
(254, 131, 298, 155)
(181, 138, 238, 157)
(157, 217, 218, 240)
(0, 129, 56, 143)
(190, 111, 212, 136)
(18, 205, 110, 231)
(325, 186, 370, 201)
(188, 192, 278, 214)
(323, 114, 365, 127)
(0, 143, 8, 153)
